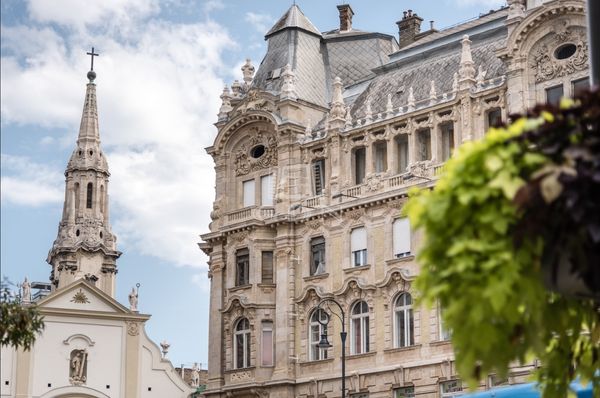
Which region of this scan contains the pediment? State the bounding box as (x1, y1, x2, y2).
(36, 280, 130, 314)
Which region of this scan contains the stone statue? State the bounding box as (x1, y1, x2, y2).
(69, 349, 87, 385)
(128, 286, 138, 312)
(191, 362, 200, 387)
(21, 277, 31, 303)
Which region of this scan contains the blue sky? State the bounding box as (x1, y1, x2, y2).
(1, 0, 505, 368)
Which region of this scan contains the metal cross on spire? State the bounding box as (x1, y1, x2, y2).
(86, 47, 99, 71)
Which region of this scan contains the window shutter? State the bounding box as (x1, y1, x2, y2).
(393, 218, 411, 256)
(351, 227, 367, 252)
(261, 174, 273, 206)
(261, 251, 274, 283)
(243, 179, 255, 207)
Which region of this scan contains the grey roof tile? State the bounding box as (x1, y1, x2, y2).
(265, 4, 321, 38)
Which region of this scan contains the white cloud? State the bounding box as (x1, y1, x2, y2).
(245, 12, 273, 34)
(0, 154, 63, 207)
(202, 0, 225, 15)
(1, 3, 233, 268)
(26, 0, 160, 31)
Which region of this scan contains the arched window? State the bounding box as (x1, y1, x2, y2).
(350, 301, 369, 354)
(86, 182, 93, 209)
(234, 318, 251, 369)
(394, 293, 414, 348)
(309, 309, 328, 361)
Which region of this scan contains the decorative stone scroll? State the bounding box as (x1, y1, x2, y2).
(234, 132, 278, 176)
(531, 27, 588, 83)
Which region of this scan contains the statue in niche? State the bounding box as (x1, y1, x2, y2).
(69, 349, 88, 385)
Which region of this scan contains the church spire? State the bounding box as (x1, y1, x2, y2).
(48, 51, 121, 297)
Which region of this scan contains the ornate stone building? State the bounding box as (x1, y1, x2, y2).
(1, 67, 193, 398)
(199, 1, 589, 397)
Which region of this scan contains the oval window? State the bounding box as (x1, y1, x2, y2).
(250, 144, 266, 158)
(554, 43, 577, 60)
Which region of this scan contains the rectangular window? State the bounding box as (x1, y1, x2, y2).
(261, 321, 273, 367)
(261, 251, 274, 284)
(486, 108, 502, 130)
(393, 218, 411, 258)
(546, 84, 564, 106)
(441, 380, 463, 398)
(242, 179, 255, 207)
(260, 174, 273, 206)
(489, 374, 509, 388)
(572, 77, 589, 97)
(310, 236, 326, 276)
(235, 248, 250, 286)
(354, 147, 366, 184)
(440, 122, 454, 161)
(417, 129, 431, 161)
(312, 159, 325, 196)
(396, 135, 409, 173)
(394, 386, 415, 398)
(351, 227, 367, 267)
(439, 305, 451, 341)
(373, 141, 387, 173)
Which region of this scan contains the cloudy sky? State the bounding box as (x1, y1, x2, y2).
(1, 0, 505, 368)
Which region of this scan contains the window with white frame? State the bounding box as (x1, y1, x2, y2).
(234, 318, 251, 369)
(440, 122, 454, 161)
(351, 301, 369, 354)
(373, 141, 387, 173)
(350, 227, 367, 266)
(310, 236, 326, 276)
(394, 293, 414, 348)
(394, 386, 415, 398)
(261, 321, 273, 366)
(309, 309, 328, 361)
(242, 179, 255, 207)
(440, 380, 463, 398)
(312, 159, 325, 196)
(261, 174, 273, 206)
(236, 248, 250, 286)
(439, 304, 451, 341)
(354, 147, 366, 184)
(393, 218, 411, 258)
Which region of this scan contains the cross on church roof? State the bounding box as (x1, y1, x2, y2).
(86, 47, 99, 71)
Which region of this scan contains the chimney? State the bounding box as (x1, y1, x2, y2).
(337, 4, 354, 32)
(396, 9, 423, 48)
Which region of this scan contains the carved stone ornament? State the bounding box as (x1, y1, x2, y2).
(127, 321, 140, 336)
(69, 349, 88, 385)
(70, 289, 90, 304)
(229, 230, 250, 243)
(365, 173, 384, 192)
(235, 132, 278, 176)
(531, 26, 588, 83)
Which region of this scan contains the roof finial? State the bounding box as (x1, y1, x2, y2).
(86, 47, 99, 82)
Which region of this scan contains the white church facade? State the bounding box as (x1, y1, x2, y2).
(1, 64, 194, 398)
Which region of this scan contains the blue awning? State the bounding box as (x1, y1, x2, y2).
(464, 381, 593, 398)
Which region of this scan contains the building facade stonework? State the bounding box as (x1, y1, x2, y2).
(200, 1, 589, 397)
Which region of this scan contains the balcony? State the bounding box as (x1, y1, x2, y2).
(225, 206, 275, 226)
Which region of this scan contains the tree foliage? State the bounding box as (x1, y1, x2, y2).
(404, 91, 600, 398)
(0, 282, 45, 350)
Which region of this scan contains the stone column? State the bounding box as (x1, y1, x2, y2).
(125, 320, 142, 398)
(15, 348, 32, 398)
(207, 254, 225, 391)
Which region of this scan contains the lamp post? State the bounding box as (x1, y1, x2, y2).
(316, 298, 347, 398)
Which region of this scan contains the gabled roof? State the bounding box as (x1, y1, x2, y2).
(35, 279, 145, 318)
(265, 4, 321, 38)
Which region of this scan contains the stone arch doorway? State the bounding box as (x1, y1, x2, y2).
(39, 386, 111, 398)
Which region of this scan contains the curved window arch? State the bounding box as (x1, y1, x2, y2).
(394, 293, 414, 348)
(86, 182, 93, 209)
(350, 301, 369, 354)
(309, 309, 328, 361)
(234, 318, 251, 368)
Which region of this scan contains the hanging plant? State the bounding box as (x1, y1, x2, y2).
(404, 89, 599, 398)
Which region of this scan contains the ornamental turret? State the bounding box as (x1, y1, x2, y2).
(47, 56, 121, 297)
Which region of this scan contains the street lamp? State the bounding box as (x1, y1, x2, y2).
(316, 298, 347, 398)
